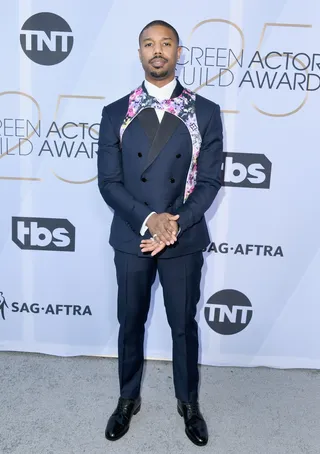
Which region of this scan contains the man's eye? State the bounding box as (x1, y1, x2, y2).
(145, 43, 152, 47)
(163, 42, 171, 46)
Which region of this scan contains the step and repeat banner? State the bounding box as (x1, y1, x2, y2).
(1, 0, 319, 368)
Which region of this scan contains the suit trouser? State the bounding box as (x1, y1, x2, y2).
(114, 249, 204, 403)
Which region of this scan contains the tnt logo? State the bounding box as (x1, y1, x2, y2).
(222, 152, 272, 189)
(20, 12, 74, 65)
(12, 217, 75, 251)
(204, 289, 253, 335)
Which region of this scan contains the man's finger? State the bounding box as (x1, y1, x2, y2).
(140, 243, 155, 248)
(158, 225, 172, 245)
(140, 243, 157, 251)
(151, 244, 166, 256)
(165, 232, 176, 244)
(148, 228, 176, 246)
(163, 222, 175, 238)
(141, 242, 165, 253)
(141, 247, 156, 253)
(167, 214, 179, 221)
(149, 228, 160, 243)
(140, 240, 156, 247)
(163, 221, 178, 239)
(164, 222, 174, 234)
(159, 235, 170, 246)
(165, 229, 176, 244)
(159, 216, 175, 231)
(140, 244, 154, 249)
(152, 233, 162, 245)
(151, 245, 165, 256)
(140, 239, 154, 245)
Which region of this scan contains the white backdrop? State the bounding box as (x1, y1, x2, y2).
(1, 0, 319, 368)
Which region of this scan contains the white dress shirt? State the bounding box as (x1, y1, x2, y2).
(140, 78, 178, 236)
(144, 78, 177, 121)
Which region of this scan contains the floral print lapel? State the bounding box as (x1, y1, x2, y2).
(120, 84, 202, 202)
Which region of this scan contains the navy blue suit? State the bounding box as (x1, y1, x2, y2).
(98, 80, 223, 402)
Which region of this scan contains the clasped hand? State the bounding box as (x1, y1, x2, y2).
(140, 212, 179, 257)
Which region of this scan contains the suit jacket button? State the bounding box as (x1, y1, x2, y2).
(176, 153, 181, 158)
(144, 201, 149, 206)
(168, 203, 172, 207)
(141, 177, 147, 182)
(170, 178, 175, 183)
(138, 152, 142, 157)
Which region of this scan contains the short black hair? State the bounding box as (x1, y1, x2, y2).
(139, 20, 180, 45)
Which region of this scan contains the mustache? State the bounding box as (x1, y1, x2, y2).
(149, 56, 168, 63)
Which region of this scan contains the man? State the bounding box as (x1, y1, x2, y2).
(97, 20, 223, 446)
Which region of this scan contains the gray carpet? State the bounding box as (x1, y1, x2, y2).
(0, 352, 319, 454)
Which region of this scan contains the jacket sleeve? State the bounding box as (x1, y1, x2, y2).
(176, 104, 223, 234)
(97, 106, 151, 233)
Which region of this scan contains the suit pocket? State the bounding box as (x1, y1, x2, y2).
(111, 216, 137, 242)
(173, 195, 184, 210)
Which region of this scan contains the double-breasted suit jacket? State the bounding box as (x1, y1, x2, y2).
(97, 80, 223, 258)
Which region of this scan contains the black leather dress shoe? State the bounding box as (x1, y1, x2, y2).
(177, 400, 208, 446)
(105, 396, 141, 441)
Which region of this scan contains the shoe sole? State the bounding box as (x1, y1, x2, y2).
(177, 405, 208, 447)
(105, 404, 141, 441)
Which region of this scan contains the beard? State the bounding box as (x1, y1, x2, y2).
(149, 69, 169, 79)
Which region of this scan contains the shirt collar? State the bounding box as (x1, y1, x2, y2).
(144, 78, 177, 101)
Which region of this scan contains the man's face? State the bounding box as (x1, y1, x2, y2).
(139, 25, 181, 81)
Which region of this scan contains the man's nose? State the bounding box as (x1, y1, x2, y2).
(153, 43, 162, 55)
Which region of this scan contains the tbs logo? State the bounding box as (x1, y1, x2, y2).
(12, 217, 75, 251)
(222, 152, 272, 189)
